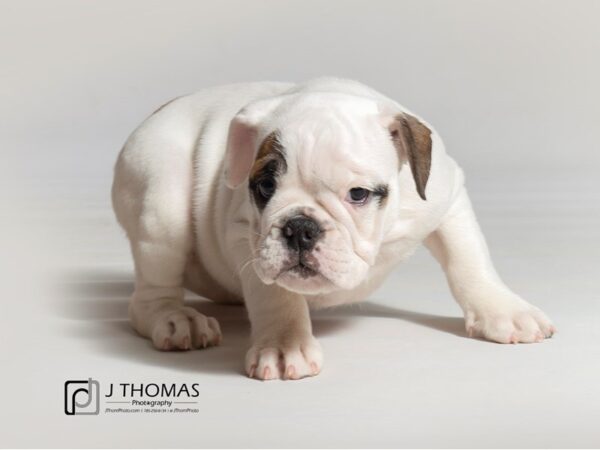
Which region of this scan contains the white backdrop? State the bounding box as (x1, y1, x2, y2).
(1, 1, 599, 447)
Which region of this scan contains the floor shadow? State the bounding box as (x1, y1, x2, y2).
(55, 274, 250, 375)
(325, 301, 467, 338)
(54, 269, 466, 375)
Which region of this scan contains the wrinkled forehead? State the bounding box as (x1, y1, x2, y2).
(271, 100, 395, 187)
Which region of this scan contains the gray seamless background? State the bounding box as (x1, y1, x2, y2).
(1, 1, 599, 448)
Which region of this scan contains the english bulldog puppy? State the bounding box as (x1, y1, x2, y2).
(112, 78, 555, 380)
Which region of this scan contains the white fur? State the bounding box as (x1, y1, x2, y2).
(112, 78, 554, 380)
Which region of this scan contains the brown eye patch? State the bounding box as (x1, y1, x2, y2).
(248, 131, 287, 210)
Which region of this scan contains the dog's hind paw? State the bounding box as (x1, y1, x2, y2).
(148, 306, 222, 351)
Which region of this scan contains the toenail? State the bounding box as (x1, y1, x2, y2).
(286, 365, 296, 379)
(310, 362, 318, 375)
(248, 364, 257, 379)
(263, 366, 271, 379)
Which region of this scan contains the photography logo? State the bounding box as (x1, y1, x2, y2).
(64, 378, 100, 415)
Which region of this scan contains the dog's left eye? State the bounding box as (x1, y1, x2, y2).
(346, 187, 371, 205)
(257, 178, 276, 199)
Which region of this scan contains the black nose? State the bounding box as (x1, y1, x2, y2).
(282, 216, 321, 251)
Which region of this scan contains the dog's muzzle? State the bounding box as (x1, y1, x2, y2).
(281, 215, 322, 277)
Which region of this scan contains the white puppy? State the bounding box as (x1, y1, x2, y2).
(112, 78, 555, 380)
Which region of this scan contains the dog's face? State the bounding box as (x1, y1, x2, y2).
(226, 93, 432, 295)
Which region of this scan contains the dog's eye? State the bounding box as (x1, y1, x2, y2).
(346, 187, 371, 205)
(257, 178, 276, 199)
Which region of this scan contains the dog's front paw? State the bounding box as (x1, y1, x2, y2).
(245, 334, 323, 381)
(148, 306, 222, 351)
(465, 297, 555, 344)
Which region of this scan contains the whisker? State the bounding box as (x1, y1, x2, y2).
(238, 257, 259, 276)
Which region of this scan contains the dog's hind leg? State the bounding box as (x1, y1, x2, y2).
(111, 134, 222, 351)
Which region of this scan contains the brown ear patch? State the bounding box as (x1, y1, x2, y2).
(389, 114, 432, 200)
(249, 132, 286, 181)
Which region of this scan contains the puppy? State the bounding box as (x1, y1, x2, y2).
(112, 78, 554, 380)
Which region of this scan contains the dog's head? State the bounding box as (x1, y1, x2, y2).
(225, 92, 432, 295)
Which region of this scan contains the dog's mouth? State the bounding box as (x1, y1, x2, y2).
(289, 262, 319, 278)
(267, 249, 338, 295)
(277, 252, 321, 280)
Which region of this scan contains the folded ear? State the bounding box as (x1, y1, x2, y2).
(225, 114, 259, 188)
(387, 113, 432, 200)
(225, 96, 285, 189)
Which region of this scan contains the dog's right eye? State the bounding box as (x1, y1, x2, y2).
(346, 187, 371, 205)
(257, 178, 276, 200)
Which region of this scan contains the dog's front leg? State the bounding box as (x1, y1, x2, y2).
(242, 275, 322, 380)
(425, 187, 555, 343)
